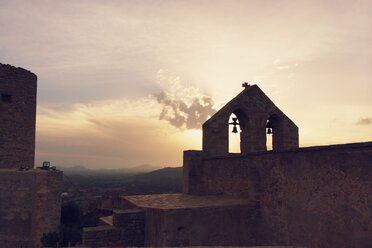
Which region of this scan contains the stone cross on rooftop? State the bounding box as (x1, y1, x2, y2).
(242, 82, 250, 88)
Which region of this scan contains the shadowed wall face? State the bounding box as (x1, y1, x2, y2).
(184, 142, 372, 247)
(0, 64, 37, 169)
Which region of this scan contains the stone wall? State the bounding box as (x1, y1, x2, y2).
(0, 63, 37, 169)
(144, 204, 259, 246)
(114, 209, 145, 246)
(32, 169, 63, 247)
(183, 142, 372, 247)
(0, 169, 63, 248)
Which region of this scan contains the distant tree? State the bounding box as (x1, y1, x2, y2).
(61, 201, 82, 226)
(59, 202, 83, 246)
(59, 225, 81, 247)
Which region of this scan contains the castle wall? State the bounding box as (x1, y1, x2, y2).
(184, 142, 372, 247)
(0, 169, 63, 248)
(0, 64, 37, 169)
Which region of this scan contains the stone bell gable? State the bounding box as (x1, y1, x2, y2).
(202, 84, 299, 156)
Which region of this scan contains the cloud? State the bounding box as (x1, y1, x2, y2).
(154, 69, 216, 129)
(35, 97, 188, 168)
(34, 69, 214, 168)
(277, 65, 290, 70)
(357, 118, 371, 125)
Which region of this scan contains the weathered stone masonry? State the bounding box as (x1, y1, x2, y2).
(0, 169, 63, 247)
(184, 142, 372, 247)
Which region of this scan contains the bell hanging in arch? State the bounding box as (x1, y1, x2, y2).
(267, 127, 272, 135)
(232, 126, 238, 133)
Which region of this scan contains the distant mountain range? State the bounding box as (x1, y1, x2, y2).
(62, 166, 183, 196)
(59, 164, 162, 176)
(132, 166, 182, 182)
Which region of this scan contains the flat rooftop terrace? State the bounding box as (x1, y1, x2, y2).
(121, 193, 253, 210)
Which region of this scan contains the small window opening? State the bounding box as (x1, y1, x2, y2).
(1, 94, 12, 103)
(229, 113, 241, 153)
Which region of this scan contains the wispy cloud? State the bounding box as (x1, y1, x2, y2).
(357, 118, 371, 125)
(35, 69, 211, 168)
(36, 96, 183, 168)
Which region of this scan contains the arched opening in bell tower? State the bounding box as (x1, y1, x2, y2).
(228, 113, 240, 153)
(266, 119, 273, 151)
(266, 114, 281, 151)
(228, 109, 248, 154)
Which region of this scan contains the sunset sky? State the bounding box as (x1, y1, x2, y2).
(1, 0, 371, 169)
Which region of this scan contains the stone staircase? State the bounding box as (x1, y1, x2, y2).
(83, 208, 145, 247)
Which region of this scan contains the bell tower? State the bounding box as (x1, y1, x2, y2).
(202, 84, 298, 156)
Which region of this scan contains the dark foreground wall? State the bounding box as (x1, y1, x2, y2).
(0, 169, 63, 248)
(145, 203, 259, 246)
(184, 142, 372, 248)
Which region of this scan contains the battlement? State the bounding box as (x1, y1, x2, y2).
(0, 63, 37, 79)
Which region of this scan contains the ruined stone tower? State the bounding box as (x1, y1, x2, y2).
(0, 63, 62, 248)
(0, 63, 37, 168)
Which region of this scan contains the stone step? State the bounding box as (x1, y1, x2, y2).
(112, 209, 145, 228)
(82, 209, 146, 247)
(82, 226, 122, 247)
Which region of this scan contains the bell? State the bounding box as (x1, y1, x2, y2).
(232, 126, 238, 133)
(267, 128, 272, 135)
